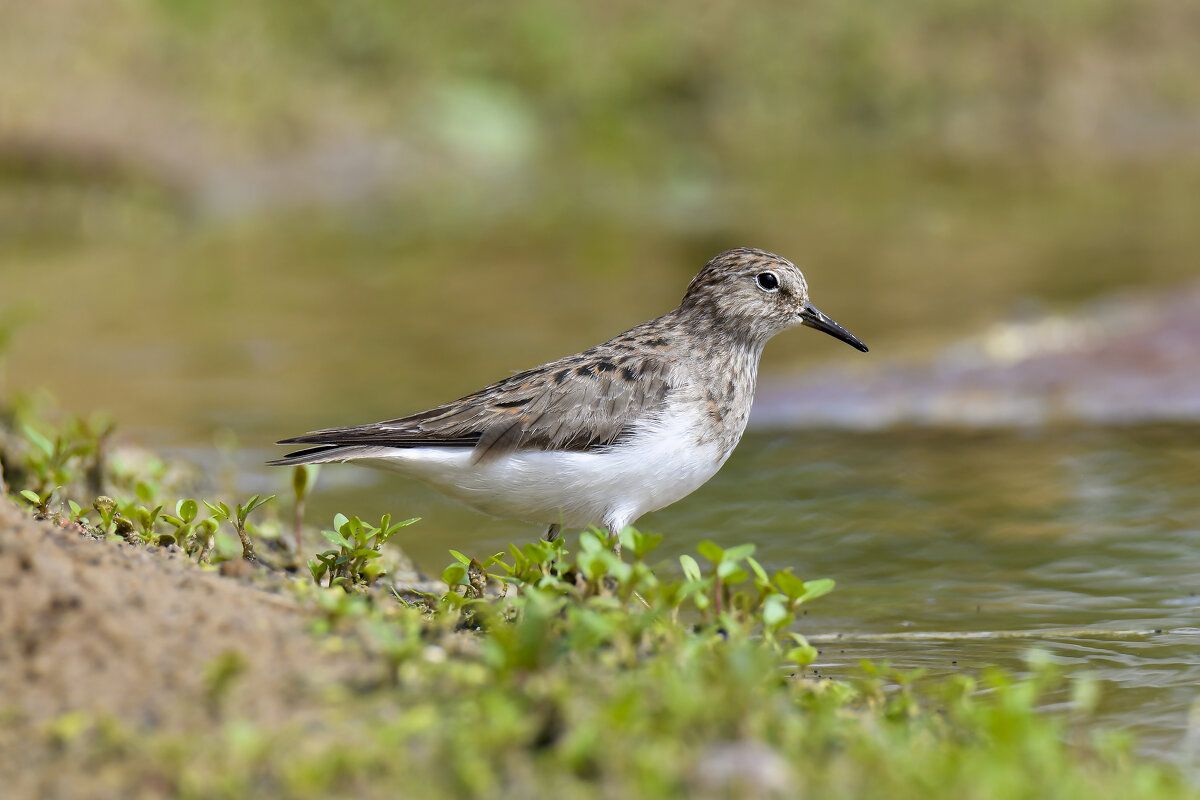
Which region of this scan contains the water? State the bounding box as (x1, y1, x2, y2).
(285, 424, 1200, 758)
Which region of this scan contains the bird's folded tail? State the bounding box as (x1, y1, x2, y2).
(266, 444, 404, 467)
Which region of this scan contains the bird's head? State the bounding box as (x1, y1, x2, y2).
(680, 247, 868, 352)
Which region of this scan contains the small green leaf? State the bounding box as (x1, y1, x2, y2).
(449, 549, 471, 565)
(746, 556, 770, 584)
(308, 560, 328, 582)
(761, 594, 790, 629)
(787, 639, 818, 667)
(696, 540, 724, 564)
(774, 569, 807, 600)
(20, 489, 41, 505)
(22, 425, 54, 457)
(204, 501, 231, 519)
(635, 531, 663, 558)
(578, 530, 603, 553)
(578, 551, 610, 581)
(442, 563, 467, 587)
(332, 513, 349, 532)
(248, 494, 275, 513)
(523, 541, 552, 564)
(351, 548, 382, 559)
(321, 529, 352, 549)
(353, 526, 373, 548)
(178, 499, 198, 523)
(719, 567, 749, 584)
(679, 554, 703, 583)
(724, 543, 756, 563)
(797, 578, 835, 604)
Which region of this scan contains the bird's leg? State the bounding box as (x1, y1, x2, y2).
(604, 528, 648, 606)
(610, 530, 621, 559)
(543, 523, 561, 542)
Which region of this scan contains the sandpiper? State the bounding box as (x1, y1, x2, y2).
(270, 248, 867, 544)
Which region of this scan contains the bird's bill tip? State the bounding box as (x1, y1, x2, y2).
(800, 303, 869, 353)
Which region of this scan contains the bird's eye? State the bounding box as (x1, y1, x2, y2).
(756, 272, 779, 291)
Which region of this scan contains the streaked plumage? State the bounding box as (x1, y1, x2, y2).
(271, 248, 868, 538)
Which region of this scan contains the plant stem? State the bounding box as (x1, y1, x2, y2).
(293, 498, 304, 556)
(236, 523, 257, 563)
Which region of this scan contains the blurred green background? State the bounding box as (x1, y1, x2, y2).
(1, 0, 1198, 442)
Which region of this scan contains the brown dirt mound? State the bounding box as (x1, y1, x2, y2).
(0, 500, 362, 767)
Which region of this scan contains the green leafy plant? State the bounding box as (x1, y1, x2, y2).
(161, 499, 201, 550)
(309, 513, 418, 588)
(205, 495, 275, 563)
(291, 464, 318, 555)
(14, 414, 113, 499)
(133, 503, 164, 544)
(92, 495, 118, 534)
(65, 499, 88, 524)
(18, 486, 57, 516)
(192, 518, 220, 563)
(431, 528, 834, 669)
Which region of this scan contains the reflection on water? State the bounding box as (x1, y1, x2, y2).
(276, 425, 1200, 757)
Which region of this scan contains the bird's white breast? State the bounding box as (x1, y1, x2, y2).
(358, 408, 735, 531)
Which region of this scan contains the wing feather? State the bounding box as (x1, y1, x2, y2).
(274, 342, 676, 463)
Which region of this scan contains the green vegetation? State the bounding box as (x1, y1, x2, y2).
(1, 400, 1195, 798)
(312, 511, 418, 587)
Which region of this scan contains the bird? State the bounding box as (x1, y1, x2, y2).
(270, 248, 868, 549)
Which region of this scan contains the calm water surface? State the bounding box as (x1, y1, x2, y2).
(266, 424, 1200, 758)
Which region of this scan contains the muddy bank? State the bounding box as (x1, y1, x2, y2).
(0, 500, 366, 794)
(755, 282, 1200, 429)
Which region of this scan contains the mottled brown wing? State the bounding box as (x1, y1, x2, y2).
(275, 353, 675, 464)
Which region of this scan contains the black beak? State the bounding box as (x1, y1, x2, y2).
(800, 303, 869, 352)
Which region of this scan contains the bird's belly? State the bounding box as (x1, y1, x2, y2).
(361, 414, 733, 530)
